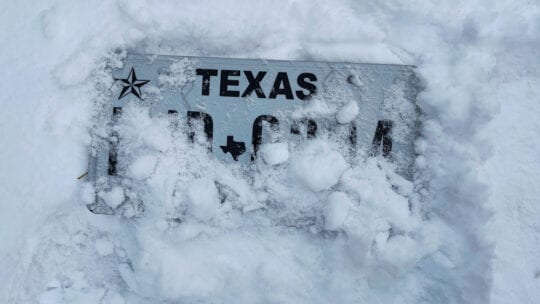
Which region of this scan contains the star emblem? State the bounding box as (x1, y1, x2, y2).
(114, 67, 150, 100)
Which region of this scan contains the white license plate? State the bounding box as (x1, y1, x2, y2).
(86, 53, 418, 212)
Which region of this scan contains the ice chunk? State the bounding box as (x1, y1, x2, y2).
(128, 154, 157, 179)
(186, 178, 220, 221)
(290, 141, 347, 191)
(259, 142, 289, 165)
(100, 186, 125, 209)
(336, 101, 359, 124)
(324, 191, 353, 230)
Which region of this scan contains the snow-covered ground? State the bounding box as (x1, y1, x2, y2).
(1, 1, 539, 303)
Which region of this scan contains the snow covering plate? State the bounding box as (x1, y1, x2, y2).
(87, 53, 419, 213)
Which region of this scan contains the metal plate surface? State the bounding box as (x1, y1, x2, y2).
(87, 53, 418, 212)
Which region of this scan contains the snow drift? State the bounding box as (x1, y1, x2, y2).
(1, 0, 539, 303)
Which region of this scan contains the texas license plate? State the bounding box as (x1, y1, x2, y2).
(86, 53, 418, 212)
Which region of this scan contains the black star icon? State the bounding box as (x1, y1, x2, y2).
(115, 67, 150, 100)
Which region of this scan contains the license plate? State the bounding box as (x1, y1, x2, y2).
(86, 53, 418, 212)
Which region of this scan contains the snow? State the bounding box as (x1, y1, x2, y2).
(324, 191, 353, 231)
(128, 154, 158, 179)
(482, 79, 540, 303)
(157, 58, 197, 89)
(1, 0, 539, 303)
(290, 140, 348, 191)
(186, 178, 221, 221)
(259, 142, 290, 165)
(95, 238, 115, 256)
(100, 186, 125, 209)
(335, 101, 359, 124)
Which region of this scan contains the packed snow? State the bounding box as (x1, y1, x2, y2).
(1, 1, 539, 303)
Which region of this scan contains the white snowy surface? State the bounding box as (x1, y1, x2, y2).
(0, 1, 539, 303)
(336, 101, 360, 124)
(290, 140, 348, 192)
(259, 142, 290, 166)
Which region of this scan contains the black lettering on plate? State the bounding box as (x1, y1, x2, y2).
(251, 115, 279, 160)
(242, 71, 267, 98)
(290, 119, 317, 139)
(108, 107, 122, 176)
(296, 73, 317, 100)
(196, 69, 218, 96)
(348, 122, 357, 147)
(220, 70, 241, 97)
(348, 122, 357, 156)
(187, 111, 214, 151)
(269, 72, 294, 100)
(220, 136, 246, 161)
(167, 110, 179, 128)
(371, 120, 392, 157)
